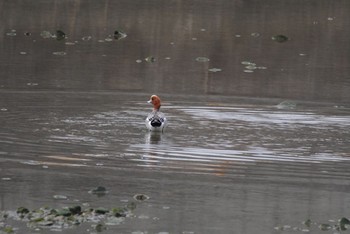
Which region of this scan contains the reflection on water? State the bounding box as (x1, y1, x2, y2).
(0, 91, 350, 233)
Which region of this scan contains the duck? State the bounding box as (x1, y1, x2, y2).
(145, 95, 167, 132)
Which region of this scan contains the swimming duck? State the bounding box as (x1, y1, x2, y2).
(145, 95, 167, 132)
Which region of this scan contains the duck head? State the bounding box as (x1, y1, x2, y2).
(148, 95, 161, 111)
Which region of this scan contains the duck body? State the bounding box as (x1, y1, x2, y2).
(145, 95, 167, 132)
(145, 111, 167, 132)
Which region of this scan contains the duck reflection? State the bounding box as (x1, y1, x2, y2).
(145, 131, 162, 145)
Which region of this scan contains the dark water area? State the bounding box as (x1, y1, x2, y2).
(1, 0, 350, 103)
(1, 1, 350, 234)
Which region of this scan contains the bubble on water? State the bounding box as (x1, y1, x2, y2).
(192, 37, 197, 40)
(327, 17, 334, 21)
(20, 52, 27, 55)
(243, 70, 254, 73)
(208, 68, 222, 72)
(65, 42, 75, 46)
(136, 59, 142, 63)
(52, 51, 67, 56)
(98, 39, 105, 43)
(251, 32, 260, 37)
(164, 57, 171, 60)
(235, 34, 241, 37)
(1, 177, 11, 181)
(200, 28, 206, 31)
(1, 108, 8, 111)
(299, 53, 307, 56)
(6, 29, 17, 36)
(196, 57, 210, 62)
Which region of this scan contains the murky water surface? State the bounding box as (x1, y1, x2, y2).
(1, 91, 350, 233)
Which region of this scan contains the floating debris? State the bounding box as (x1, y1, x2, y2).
(241, 61, 253, 65)
(105, 37, 113, 42)
(250, 32, 260, 37)
(82, 36, 92, 41)
(241, 61, 266, 73)
(245, 65, 257, 70)
(318, 223, 332, 231)
(94, 223, 107, 232)
(272, 34, 288, 43)
(65, 42, 75, 46)
(6, 30, 17, 37)
(26, 83, 39, 86)
(114, 30, 127, 40)
(0, 203, 134, 232)
(53, 195, 68, 200)
(89, 186, 108, 196)
(133, 194, 150, 201)
(340, 217, 350, 231)
(40, 31, 52, 39)
(208, 68, 222, 72)
(145, 56, 156, 63)
(196, 57, 210, 62)
(55, 30, 66, 41)
(276, 100, 297, 109)
(52, 51, 67, 56)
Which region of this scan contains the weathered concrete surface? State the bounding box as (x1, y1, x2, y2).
(1, 0, 349, 103)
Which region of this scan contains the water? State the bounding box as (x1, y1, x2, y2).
(1, 91, 350, 233)
(1, 0, 350, 233)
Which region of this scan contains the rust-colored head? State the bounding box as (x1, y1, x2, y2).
(148, 95, 161, 111)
